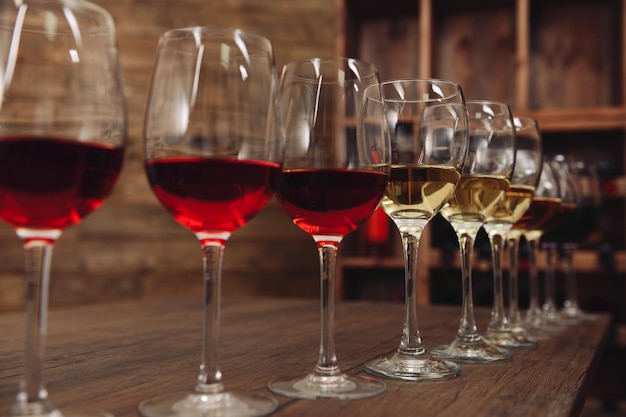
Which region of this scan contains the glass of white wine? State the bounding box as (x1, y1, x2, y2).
(432, 100, 515, 363)
(364, 79, 468, 381)
(483, 116, 542, 349)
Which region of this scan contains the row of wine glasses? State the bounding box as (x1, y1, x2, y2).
(0, 3, 600, 416)
(513, 155, 599, 336)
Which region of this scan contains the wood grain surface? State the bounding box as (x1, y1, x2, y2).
(0, 297, 611, 417)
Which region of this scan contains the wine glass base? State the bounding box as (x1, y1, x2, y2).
(10, 400, 112, 417)
(526, 313, 566, 335)
(484, 329, 537, 349)
(267, 372, 386, 400)
(11, 410, 111, 417)
(431, 336, 513, 363)
(560, 306, 596, 323)
(364, 350, 461, 381)
(138, 391, 277, 417)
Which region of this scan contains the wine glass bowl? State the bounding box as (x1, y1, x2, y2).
(363, 79, 468, 380)
(432, 100, 515, 363)
(0, 2, 126, 417)
(267, 57, 389, 399)
(140, 26, 282, 417)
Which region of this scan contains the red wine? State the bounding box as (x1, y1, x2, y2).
(276, 169, 388, 237)
(541, 202, 577, 243)
(0, 136, 124, 231)
(146, 157, 279, 234)
(512, 196, 561, 232)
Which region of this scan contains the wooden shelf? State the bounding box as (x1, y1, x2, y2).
(517, 107, 626, 132)
(336, 0, 626, 314)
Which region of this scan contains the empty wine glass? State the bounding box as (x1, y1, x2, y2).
(511, 159, 561, 333)
(0, 2, 126, 417)
(432, 100, 515, 363)
(363, 79, 468, 381)
(140, 27, 283, 417)
(483, 116, 541, 349)
(267, 57, 389, 399)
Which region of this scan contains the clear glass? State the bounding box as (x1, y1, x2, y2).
(432, 100, 515, 363)
(364, 79, 468, 380)
(560, 160, 601, 321)
(267, 58, 389, 399)
(506, 229, 527, 336)
(139, 27, 283, 417)
(540, 155, 580, 327)
(510, 160, 561, 335)
(0, 2, 126, 417)
(483, 116, 541, 349)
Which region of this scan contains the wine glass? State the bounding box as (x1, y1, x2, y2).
(510, 159, 561, 333)
(140, 27, 283, 417)
(363, 79, 468, 381)
(483, 116, 541, 349)
(504, 117, 543, 343)
(560, 159, 601, 321)
(267, 57, 389, 399)
(432, 100, 515, 363)
(0, 2, 126, 417)
(540, 155, 579, 326)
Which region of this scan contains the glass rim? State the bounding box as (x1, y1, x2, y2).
(513, 115, 539, 128)
(0, 0, 116, 35)
(466, 100, 512, 119)
(379, 78, 463, 103)
(281, 56, 379, 82)
(158, 25, 274, 53)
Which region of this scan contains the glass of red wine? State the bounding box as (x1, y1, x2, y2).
(0, 2, 126, 417)
(267, 57, 389, 399)
(539, 155, 579, 327)
(140, 27, 283, 417)
(558, 159, 601, 321)
(512, 159, 561, 336)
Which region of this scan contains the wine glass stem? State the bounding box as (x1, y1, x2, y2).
(457, 233, 479, 342)
(563, 245, 579, 310)
(13, 240, 56, 416)
(487, 232, 507, 331)
(398, 231, 424, 354)
(196, 242, 225, 393)
(507, 235, 523, 326)
(526, 234, 543, 321)
(543, 244, 558, 318)
(315, 243, 340, 376)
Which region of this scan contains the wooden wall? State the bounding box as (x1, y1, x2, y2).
(0, 0, 338, 312)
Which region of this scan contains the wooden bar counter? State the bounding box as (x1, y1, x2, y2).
(0, 297, 611, 417)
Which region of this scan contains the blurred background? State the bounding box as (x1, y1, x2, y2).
(0, 0, 624, 414)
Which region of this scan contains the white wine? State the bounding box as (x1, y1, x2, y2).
(484, 184, 535, 233)
(440, 175, 510, 226)
(381, 165, 460, 226)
